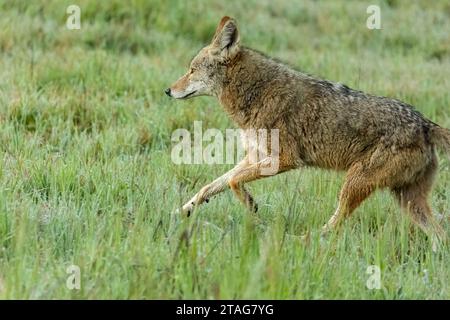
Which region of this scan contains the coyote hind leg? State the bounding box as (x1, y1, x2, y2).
(392, 183, 446, 248)
(391, 154, 447, 250)
(322, 163, 375, 234)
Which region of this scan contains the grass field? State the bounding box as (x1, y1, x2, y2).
(0, 0, 449, 299)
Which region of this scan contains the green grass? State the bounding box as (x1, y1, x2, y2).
(0, 0, 450, 299)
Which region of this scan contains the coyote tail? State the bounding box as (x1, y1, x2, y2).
(432, 125, 450, 156)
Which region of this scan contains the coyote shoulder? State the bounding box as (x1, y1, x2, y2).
(166, 16, 450, 245)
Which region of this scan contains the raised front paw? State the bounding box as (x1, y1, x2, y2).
(180, 186, 211, 217)
(181, 201, 195, 217)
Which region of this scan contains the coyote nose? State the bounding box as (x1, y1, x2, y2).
(165, 88, 171, 97)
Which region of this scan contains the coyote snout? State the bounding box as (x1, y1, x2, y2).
(167, 16, 450, 248)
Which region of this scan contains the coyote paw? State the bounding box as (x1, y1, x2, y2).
(181, 201, 195, 217)
(180, 187, 212, 216)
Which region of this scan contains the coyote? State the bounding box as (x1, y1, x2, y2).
(166, 16, 450, 243)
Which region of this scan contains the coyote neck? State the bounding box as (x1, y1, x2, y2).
(218, 50, 274, 129)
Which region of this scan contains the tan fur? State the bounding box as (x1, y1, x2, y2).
(167, 17, 450, 245)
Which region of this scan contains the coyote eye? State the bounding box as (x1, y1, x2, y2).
(189, 68, 195, 74)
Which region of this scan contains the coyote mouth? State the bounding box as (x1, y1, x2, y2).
(181, 90, 197, 99)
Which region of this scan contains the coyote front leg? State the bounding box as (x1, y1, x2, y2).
(181, 158, 251, 215)
(181, 156, 281, 215)
(227, 157, 280, 212)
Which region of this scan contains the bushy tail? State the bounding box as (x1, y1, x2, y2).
(431, 126, 450, 223)
(432, 126, 450, 156)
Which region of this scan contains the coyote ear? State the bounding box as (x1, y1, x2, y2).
(211, 16, 240, 59)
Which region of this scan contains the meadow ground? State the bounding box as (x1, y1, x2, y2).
(0, 0, 449, 299)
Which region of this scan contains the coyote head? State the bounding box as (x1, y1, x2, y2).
(165, 16, 240, 99)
